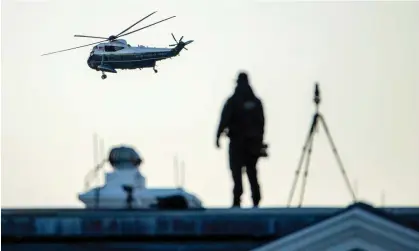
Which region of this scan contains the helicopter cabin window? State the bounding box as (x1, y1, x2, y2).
(104, 45, 124, 52)
(94, 46, 104, 52)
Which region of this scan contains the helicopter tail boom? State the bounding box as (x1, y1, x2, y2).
(171, 40, 193, 55)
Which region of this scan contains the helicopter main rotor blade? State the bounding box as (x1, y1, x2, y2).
(117, 16, 176, 39)
(116, 11, 157, 37)
(41, 39, 107, 56)
(74, 35, 108, 39)
(171, 33, 178, 43)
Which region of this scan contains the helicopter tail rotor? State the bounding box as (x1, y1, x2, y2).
(169, 33, 193, 50)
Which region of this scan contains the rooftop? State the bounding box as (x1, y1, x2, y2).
(2, 202, 419, 251)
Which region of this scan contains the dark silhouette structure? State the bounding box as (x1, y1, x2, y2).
(216, 71, 266, 208)
(122, 185, 134, 209)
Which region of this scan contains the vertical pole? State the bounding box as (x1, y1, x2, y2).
(180, 160, 185, 188)
(93, 133, 100, 209)
(174, 155, 179, 187)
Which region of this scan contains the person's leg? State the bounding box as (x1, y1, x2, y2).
(245, 156, 261, 207)
(229, 142, 244, 207)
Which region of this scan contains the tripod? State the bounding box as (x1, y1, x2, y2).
(286, 83, 357, 207)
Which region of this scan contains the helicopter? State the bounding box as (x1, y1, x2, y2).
(41, 11, 193, 79)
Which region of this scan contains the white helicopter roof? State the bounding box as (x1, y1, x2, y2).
(93, 40, 171, 53)
(111, 39, 128, 45)
(97, 39, 128, 47)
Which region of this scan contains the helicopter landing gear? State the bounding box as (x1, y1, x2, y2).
(153, 67, 158, 73)
(101, 72, 107, 80)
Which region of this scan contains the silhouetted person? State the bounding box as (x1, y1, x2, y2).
(216, 72, 265, 208)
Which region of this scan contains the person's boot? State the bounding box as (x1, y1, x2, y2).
(232, 197, 241, 208)
(252, 197, 260, 208)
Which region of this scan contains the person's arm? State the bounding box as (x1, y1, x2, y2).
(216, 98, 233, 143)
(258, 99, 265, 140)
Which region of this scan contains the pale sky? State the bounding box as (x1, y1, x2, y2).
(1, 0, 418, 208)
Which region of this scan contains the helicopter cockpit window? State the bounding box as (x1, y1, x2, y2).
(105, 45, 124, 52)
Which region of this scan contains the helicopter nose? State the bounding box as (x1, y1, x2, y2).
(87, 57, 94, 69)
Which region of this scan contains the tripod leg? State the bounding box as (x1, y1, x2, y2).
(318, 115, 357, 202)
(287, 114, 318, 207)
(298, 135, 315, 207)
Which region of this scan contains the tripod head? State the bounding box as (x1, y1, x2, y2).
(314, 82, 321, 111)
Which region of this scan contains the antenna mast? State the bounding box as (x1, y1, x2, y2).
(180, 160, 185, 188)
(90, 133, 106, 208)
(287, 83, 357, 207)
(173, 155, 186, 188)
(174, 155, 179, 187)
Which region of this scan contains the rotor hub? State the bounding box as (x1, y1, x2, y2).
(108, 35, 117, 41)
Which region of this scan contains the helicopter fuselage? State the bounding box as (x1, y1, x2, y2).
(41, 12, 194, 79)
(87, 40, 185, 73)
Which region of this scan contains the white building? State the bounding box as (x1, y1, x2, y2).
(252, 203, 419, 251)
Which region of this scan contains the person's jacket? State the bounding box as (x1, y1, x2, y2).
(216, 83, 265, 143)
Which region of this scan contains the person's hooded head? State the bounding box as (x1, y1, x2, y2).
(233, 71, 256, 101)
